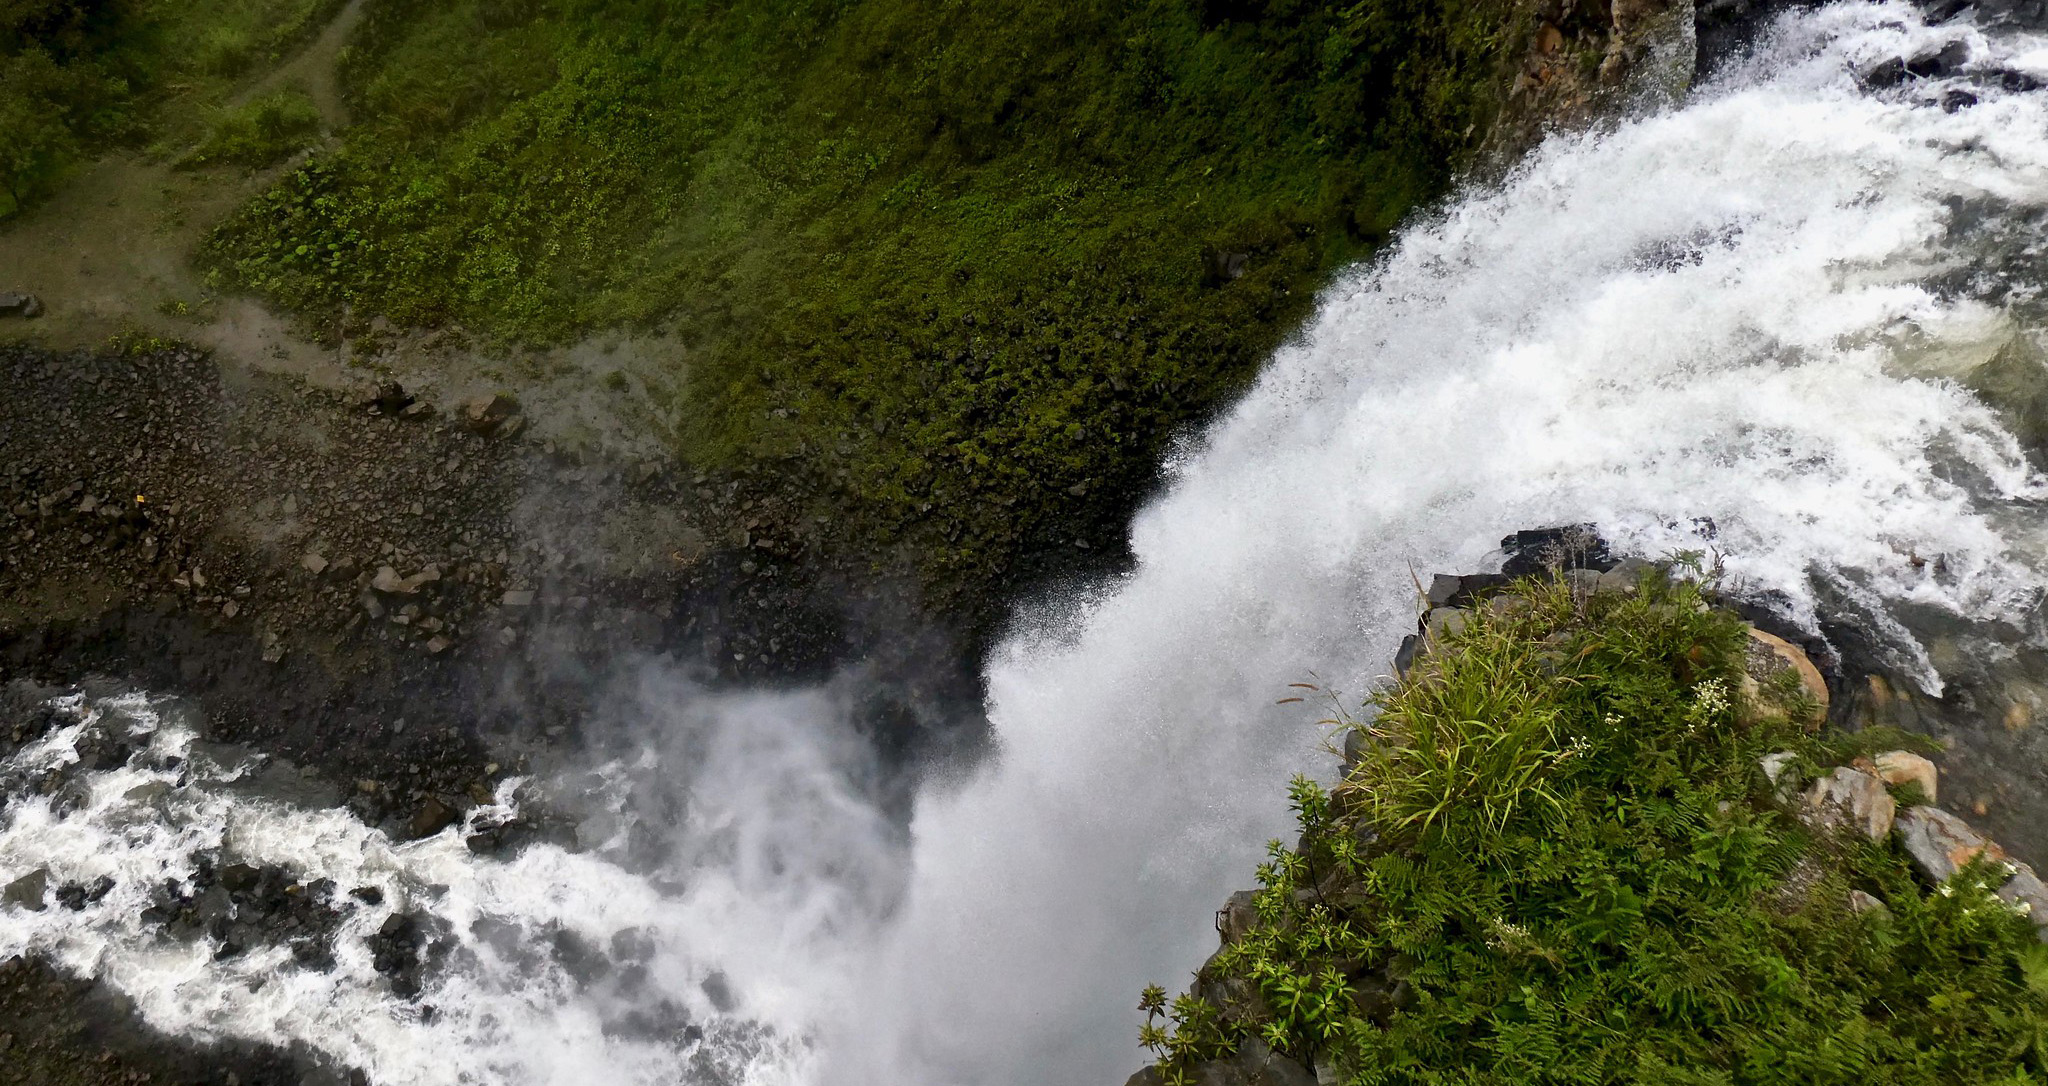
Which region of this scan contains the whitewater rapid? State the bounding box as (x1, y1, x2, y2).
(10, 3, 2048, 1083)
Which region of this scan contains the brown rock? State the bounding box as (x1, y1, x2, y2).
(408, 797, 461, 839)
(1872, 750, 1938, 802)
(462, 393, 521, 436)
(1740, 627, 1829, 726)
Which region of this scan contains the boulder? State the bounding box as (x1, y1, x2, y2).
(1872, 750, 1938, 803)
(1758, 750, 1800, 801)
(1216, 890, 1258, 946)
(1500, 525, 1613, 577)
(1740, 627, 1829, 723)
(2, 868, 49, 911)
(1847, 889, 1889, 916)
(1802, 767, 1895, 840)
(1425, 574, 1462, 608)
(463, 393, 521, 436)
(1996, 862, 2048, 939)
(1426, 607, 1469, 641)
(408, 796, 461, 839)
(0, 292, 43, 319)
(1895, 806, 2004, 884)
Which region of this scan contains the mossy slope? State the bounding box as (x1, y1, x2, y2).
(196, 0, 1526, 599)
(1141, 574, 2048, 1085)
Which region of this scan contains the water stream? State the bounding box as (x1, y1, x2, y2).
(10, 3, 2048, 1083)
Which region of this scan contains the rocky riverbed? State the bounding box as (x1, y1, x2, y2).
(0, 340, 985, 1084)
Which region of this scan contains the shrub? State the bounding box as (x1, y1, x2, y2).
(183, 88, 321, 168)
(1143, 574, 2048, 1085)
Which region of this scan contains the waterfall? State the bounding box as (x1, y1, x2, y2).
(7, 3, 2048, 1083)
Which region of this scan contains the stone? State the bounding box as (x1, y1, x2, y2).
(1216, 890, 1258, 946)
(1996, 862, 2048, 938)
(463, 392, 521, 436)
(408, 796, 461, 839)
(501, 589, 535, 607)
(425, 635, 451, 655)
(1740, 627, 1829, 723)
(1425, 574, 1461, 608)
(372, 565, 409, 593)
(1758, 750, 1801, 801)
(1873, 750, 1938, 803)
(1500, 525, 1612, 577)
(1906, 39, 1970, 78)
(1847, 889, 1888, 915)
(0, 292, 43, 319)
(1426, 607, 1470, 641)
(1895, 806, 2004, 884)
(1802, 767, 1895, 840)
(3, 867, 49, 911)
(302, 553, 329, 575)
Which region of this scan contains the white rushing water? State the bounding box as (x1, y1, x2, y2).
(11, 3, 2048, 1083)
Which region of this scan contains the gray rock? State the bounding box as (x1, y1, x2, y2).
(1216, 890, 1258, 946)
(302, 553, 330, 575)
(3, 867, 49, 911)
(1847, 889, 1888, 915)
(1426, 607, 1469, 641)
(1802, 767, 1895, 840)
(1426, 574, 1461, 608)
(1895, 806, 2002, 884)
(501, 589, 535, 607)
(1997, 863, 2048, 940)
(0, 292, 43, 319)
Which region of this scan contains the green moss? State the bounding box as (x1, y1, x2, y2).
(199, 0, 1523, 602)
(1143, 575, 2048, 1084)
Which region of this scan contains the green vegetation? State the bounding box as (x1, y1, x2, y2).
(199, 0, 1525, 598)
(183, 88, 322, 168)
(0, 0, 344, 216)
(1142, 574, 2048, 1084)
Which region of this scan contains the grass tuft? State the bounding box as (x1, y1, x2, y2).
(1143, 573, 2048, 1084)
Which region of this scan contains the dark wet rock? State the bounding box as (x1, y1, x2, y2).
(1500, 524, 1613, 577)
(349, 886, 384, 906)
(53, 875, 115, 911)
(1863, 57, 1909, 89)
(1907, 39, 1971, 78)
(3, 867, 49, 911)
(1943, 88, 1979, 112)
(0, 291, 42, 319)
(366, 382, 414, 416)
(408, 794, 461, 839)
(1216, 889, 1257, 946)
(1125, 1039, 1316, 1086)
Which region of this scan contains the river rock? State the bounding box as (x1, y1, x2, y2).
(2, 867, 49, 911)
(408, 795, 461, 839)
(1740, 627, 1829, 723)
(1873, 750, 1938, 802)
(1895, 805, 2005, 883)
(1802, 766, 1895, 840)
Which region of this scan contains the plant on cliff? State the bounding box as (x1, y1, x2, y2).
(1142, 573, 2048, 1084)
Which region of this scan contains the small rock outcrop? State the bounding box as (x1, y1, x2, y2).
(0, 291, 43, 319)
